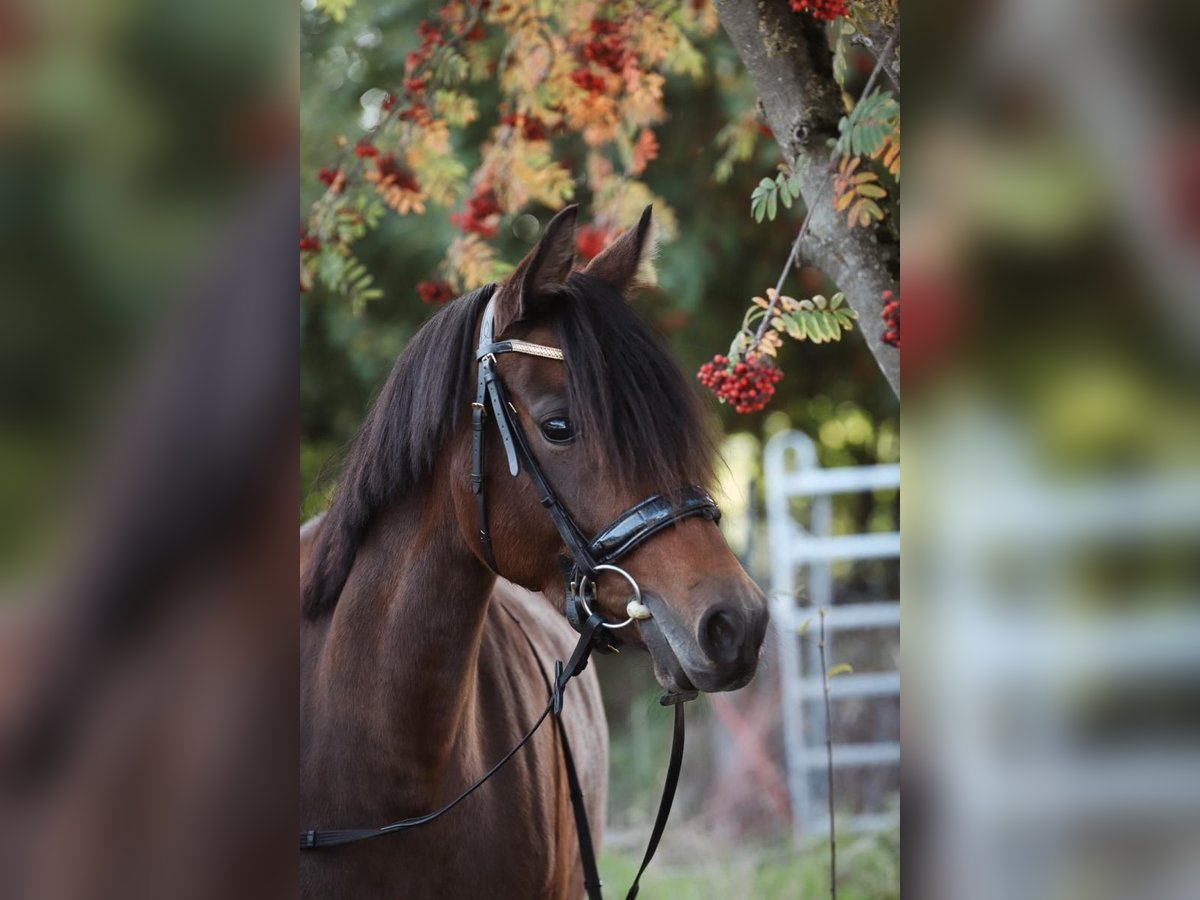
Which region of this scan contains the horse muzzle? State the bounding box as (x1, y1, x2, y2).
(639, 590, 768, 694)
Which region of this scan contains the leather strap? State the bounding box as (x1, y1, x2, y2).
(299, 614, 607, 851)
(514, 609, 690, 900)
(471, 292, 720, 588)
(588, 487, 721, 565)
(554, 716, 604, 900)
(625, 697, 688, 899)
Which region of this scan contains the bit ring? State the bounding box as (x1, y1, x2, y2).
(577, 564, 650, 629)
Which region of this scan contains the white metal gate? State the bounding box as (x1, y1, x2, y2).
(764, 430, 900, 836)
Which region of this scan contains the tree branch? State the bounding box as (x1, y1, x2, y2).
(713, 0, 900, 398)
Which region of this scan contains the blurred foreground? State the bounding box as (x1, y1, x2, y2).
(0, 0, 298, 897)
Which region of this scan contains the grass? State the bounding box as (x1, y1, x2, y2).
(598, 829, 899, 900)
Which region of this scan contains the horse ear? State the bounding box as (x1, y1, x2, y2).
(493, 205, 578, 335)
(583, 205, 657, 296)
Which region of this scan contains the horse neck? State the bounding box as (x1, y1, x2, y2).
(308, 473, 494, 798)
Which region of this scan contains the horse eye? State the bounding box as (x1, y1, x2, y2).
(539, 415, 574, 444)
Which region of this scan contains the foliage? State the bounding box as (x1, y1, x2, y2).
(706, 3, 898, 413)
(834, 89, 899, 159)
(833, 156, 887, 228)
(750, 170, 804, 223)
(301, 0, 720, 303)
(714, 113, 766, 184)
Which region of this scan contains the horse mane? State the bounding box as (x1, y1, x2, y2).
(302, 285, 493, 618)
(302, 273, 716, 619)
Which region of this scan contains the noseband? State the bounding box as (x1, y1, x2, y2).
(470, 283, 721, 641)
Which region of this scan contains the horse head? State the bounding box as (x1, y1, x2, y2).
(450, 205, 769, 693)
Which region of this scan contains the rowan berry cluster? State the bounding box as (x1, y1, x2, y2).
(500, 113, 548, 142)
(583, 21, 628, 72)
(374, 154, 421, 193)
(417, 280, 455, 305)
(881, 290, 900, 348)
(576, 225, 613, 262)
(570, 20, 628, 95)
(697, 354, 785, 414)
(789, 0, 849, 21)
(570, 70, 608, 95)
(450, 186, 501, 238)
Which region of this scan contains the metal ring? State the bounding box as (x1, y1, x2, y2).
(576, 564, 643, 630)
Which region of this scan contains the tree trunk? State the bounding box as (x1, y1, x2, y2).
(713, 0, 901, 398)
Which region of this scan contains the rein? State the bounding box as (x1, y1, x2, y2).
(301, 284, 720, 899)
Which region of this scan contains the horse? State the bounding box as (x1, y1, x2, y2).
(299, 205, 769, 899)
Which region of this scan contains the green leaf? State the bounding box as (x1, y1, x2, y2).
(797, 617, 813, 637)
(831, 292, 844, 309)
(800, 311, 820, 342)
(767, 189, 777, 221)
(835, 90, 900, 159)
(776, 173, 795, 208)
(827, 663, 854, 678)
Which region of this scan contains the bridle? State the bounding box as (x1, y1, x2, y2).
(301, 284, 721, 900)
(470, 283, 721, 641)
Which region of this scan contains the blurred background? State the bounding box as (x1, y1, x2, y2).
(903, 0, 1200, 897)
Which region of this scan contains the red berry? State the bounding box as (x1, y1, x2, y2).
(881, 291, 900, 349)
(696, 353, 783, 415)
(417, 279, 455, 305)
(789, 0, 848, 20)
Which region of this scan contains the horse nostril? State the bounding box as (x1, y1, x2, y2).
(700, 606, 743, 665)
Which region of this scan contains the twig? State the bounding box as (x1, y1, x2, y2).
(857, 26, 898, 106)
(818, 607, 837, 900)
(749, 26, 899, 349)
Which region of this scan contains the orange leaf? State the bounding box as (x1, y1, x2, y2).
(631, 129, 660, 175)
